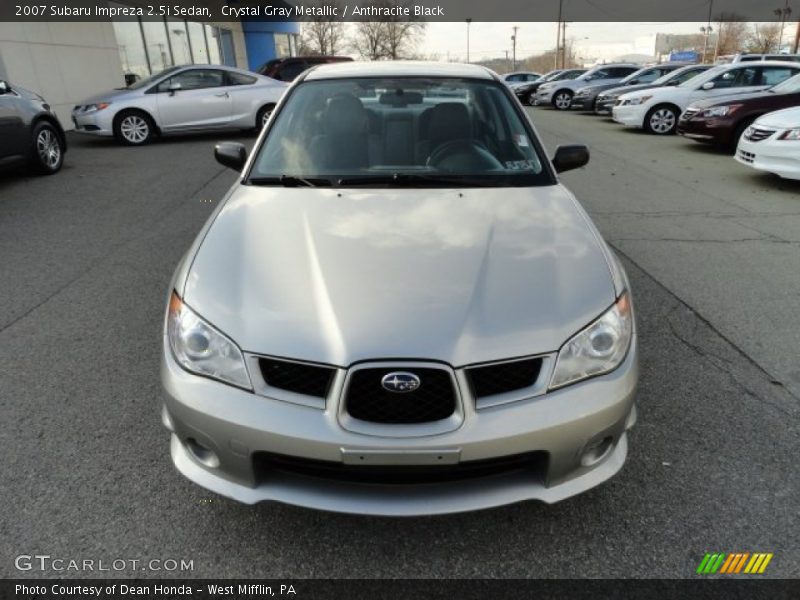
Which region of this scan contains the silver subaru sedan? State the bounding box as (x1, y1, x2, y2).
(161, 61, 638, 516)
(71, 65, 287, 145)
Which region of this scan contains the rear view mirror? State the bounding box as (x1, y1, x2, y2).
(0, 80, 9, 94)
(215, 142, 248, 172)
(552, 145, 590, 173)
(168, 82, 182, 95)
(701, 81, 715, 90)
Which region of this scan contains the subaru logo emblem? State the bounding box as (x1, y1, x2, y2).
(381, 372, 421, 393)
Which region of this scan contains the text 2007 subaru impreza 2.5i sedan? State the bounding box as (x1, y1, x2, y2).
(161, 62, 638, 516)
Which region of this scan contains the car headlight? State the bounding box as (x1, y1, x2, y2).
(626, 95, 652, 106)
(550, 293, 633, 389)
(83, 102, 111, 113)
(167, 291, 252, 389)
(778, 128, 800, 140)
(701, 104, 741, 118)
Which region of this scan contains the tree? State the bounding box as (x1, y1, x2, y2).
(713, 13, 749, 57)
(350, 0, 426, 60)
(351, 21, 386, 60)
(299, 0, 346, 55)
(746, 23, 782, 53)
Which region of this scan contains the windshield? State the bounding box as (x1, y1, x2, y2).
(770, 72, 800, 93)
(126, 66, 182, 90)
(619, 67, 650, 84)
(541, 70, 563, 81)
(248, 77, 550, 188)
(678, 65, 726, 88)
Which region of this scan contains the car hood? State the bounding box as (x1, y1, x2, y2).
(602, 82, 656, 97)
(687, 89, 788, 109)
(77, 88, 136, 105)
(577, 82, 619, 94)
(182, 186, 617, 367)
(754, 105, 800, 128)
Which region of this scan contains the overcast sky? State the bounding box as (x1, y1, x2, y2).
(419, 22, 716, 63)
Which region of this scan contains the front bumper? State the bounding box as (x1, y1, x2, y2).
(595, 99, 616, 115)
(161, 335, 639, 516)
(735, 137, 800, 181)
(535, 88, 555, 105)
(677, 117, 733, 145)
(70, 109, 114, 136)
(570, 96, 596, 111)
(612, 104, 647, 128)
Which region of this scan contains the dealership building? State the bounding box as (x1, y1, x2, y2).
(0, 3, 299, 128)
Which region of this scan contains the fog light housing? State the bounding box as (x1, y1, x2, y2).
(186, 438, 220, 469)
(581, 436, 614, 467)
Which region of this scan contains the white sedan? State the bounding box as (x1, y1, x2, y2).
(735, 106, 800, 180)
(72, 65, 288, 145)
(612, 62, 800, 134)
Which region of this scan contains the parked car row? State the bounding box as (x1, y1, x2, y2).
(529, 60, 800, 181)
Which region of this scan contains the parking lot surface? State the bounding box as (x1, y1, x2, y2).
(1, 109, 798, 578)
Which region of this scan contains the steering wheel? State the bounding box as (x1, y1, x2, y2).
(427, 139, 504, 171)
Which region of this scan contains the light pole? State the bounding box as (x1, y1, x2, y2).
(701, 0, 714, 63)
(775, 1, 792, 52)
(555, 0, 563, 69)
(466, 18, 472, 63)
(512, 26, 519, 71)
(700, 26, 713, 63)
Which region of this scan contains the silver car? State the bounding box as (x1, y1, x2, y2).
(72, 65, 287, 145)
(161, 61, 638, 516)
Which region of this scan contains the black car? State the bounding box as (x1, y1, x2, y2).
(515, 69, 586, 106)
(571, 63, 696, 112)
(0, 79, 66, 175)
(256, 56, 353, 82)
(594, 64, 712, 115)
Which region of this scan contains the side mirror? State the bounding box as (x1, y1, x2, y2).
(168, 82, 182, 95)
(701, 81, 715, 90)
(628, 79, 639, 85)
(215, 142, 248, 171)
(0, 80, 9, 94)
(552, 144, 590, 173)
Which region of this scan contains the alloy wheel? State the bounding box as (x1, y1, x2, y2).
(120, 115, 149, 143)
(554, 92, 571, 110)
(36, 128, 61, 169)
(649, 108, 676, 134)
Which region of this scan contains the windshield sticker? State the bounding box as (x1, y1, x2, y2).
(513, 134, 530, 147)
(505, 160, 537, 170)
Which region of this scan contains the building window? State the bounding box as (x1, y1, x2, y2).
(205, 25, 222, 65)
(274, 33, 292, 59)
(111, 19, 149, 80)
(110, 7, 228, 81)
(217, 28, 236, 66)
(141, 20, 172, 72)
(187, 21, 210, 64)
(168, 20, 192, 65)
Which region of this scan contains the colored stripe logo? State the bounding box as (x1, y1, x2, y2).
(696, 552, 773, 574)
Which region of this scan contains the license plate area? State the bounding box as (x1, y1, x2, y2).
(340, 448, 461, 466)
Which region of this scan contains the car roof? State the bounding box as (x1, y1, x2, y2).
(304, 61, 496, 81)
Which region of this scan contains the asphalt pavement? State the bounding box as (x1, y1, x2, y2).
(0, 111, 797, 579)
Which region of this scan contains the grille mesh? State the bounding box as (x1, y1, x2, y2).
(259, 358, 335, 398)
(345, 367, 456, 424)
(466, 358, 543, 399)
(744, 127, 776, 142)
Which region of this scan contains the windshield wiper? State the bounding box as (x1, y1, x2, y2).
(248, 175, 332, 187)
(337, 173, 501, 187)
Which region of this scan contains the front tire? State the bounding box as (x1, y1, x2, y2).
(644, 105, 678, 135)
(256, 104, 276, 130)
(31, 122, 64, 175)
(114, 110, 154, 145)
(552, 90, 573, 110)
